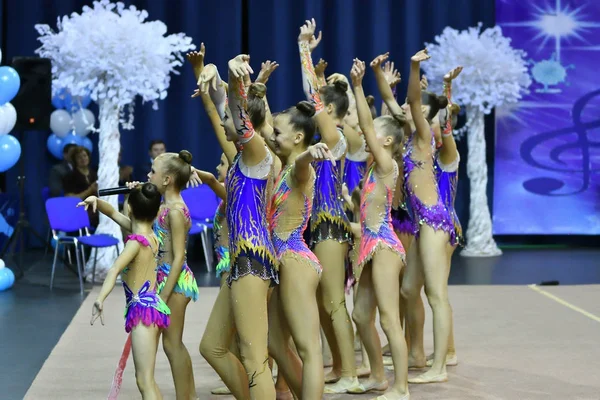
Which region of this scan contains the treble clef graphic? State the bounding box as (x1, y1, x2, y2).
(520, 89, 600, 196)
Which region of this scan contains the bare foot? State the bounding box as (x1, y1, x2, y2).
(324, 370, 341, 383)
(347, 378, 389, 394)
(408, 369, 448, 384)
(324, 377, 360, 394)
(426, 352, 458, 366)
(357, 365, 371, 377)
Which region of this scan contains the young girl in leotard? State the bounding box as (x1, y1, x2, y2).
(142, 150, 199, 399)
(83, 183, 166, 399)
(348, 58, 410, 400)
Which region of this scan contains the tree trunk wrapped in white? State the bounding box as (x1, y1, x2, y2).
(421, 24, 531, 257)
(35, 0, 194, 279)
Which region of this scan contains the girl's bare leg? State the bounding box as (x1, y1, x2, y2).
(350, 264, 388, 394)
(372, 248, 409, 398)
(313, 240, 358, 392)
(279, 258, 324, 400)
(131, 325, 162, 400)
(163, 293, 196, 400)
(230, 275, 275, 399)
(400, 243, 427, 369)
(321, 327, 333, 367)
(409, 225, 451, 383)
(200, 284, 249, 399)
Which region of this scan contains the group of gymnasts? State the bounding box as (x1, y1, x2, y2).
(82, 18, 464, 400)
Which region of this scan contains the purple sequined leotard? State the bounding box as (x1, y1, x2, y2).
(270, 164, 321, 275)
(402, 131, 454, 237)
(226, 150, 278, 286)
(435, 152, 463, 246)
(343, 137, 368, 195)
(309, 127, 352, 247)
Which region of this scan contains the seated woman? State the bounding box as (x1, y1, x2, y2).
(64, 146, 99, 228)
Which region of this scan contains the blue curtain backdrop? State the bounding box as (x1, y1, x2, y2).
(0, 0, 242, 247)
(0, 0, 494, 248)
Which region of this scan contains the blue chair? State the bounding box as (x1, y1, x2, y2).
(42, 187, 52, 257)
(181, 185, 221, 272)
(45, 197, 120, 294)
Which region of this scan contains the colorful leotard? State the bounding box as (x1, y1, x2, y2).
(213, 200, 231, 278)
(122, 234, 170, 333)
(270, 164, 321, 275)
(356, 162, 405, 279)
(309, 127, 352, 247)
(226, 150, 278, 286)
(402, 131, 453, 237)
(435, 152, 464, 247)
(153, 205, 199, 301)
(343, 137, 368, 195)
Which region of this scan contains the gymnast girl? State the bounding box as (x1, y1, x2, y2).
(348, 58, 410, 400)
(83, 183, 167, 399)
(298, 19, 359, 393)
(247, 79, 333, 398)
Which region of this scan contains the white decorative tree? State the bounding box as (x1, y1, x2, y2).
(421, 24, 531, 257)
(35, 0, 194, 279)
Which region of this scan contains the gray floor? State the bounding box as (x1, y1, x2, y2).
(1, 246, 599, 399)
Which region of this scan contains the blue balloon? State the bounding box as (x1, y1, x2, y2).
(0, 267, 15, 291)
(47, 133, 64, 159)
(62, 133, 83, 150)
(52, 88, 69, 109)
(0, 67, 21, 105)
(0, 134, 21, 173)
(82, 136, 93, 152)
(76, 93, 92, 110)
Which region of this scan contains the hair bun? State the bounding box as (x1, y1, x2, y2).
(365, 95, 375, 107)
(141, 182, 158, 197)
(437, 95, 449, 109)
(296, 101, 316, 117)
(333, 80, 348, 93)
(249, 82, 267, 99)
(178, 150, 193, 164)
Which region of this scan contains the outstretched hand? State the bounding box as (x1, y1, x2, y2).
(91, 301, 104, 326)
(186, 42, 206, 77)
(326, 73, 349, 85)
(420, 74, 428, 90)
(444, 66, 463, 82)
(228, 54, 254, 79)
(194, 63, 219, 96)
(382, 61, 401, 88)
(315, 59, 328, 77)
(125, 181, 143, 190)
(350, 59, 366, 86)
(370, 52, 390, 70)
(77, 196, 98, 213)
(298, 18, 318, 43)
(411, 48, 430, 63)
(256, 60, 279, 84)
(309, 142, 335, 164)
(187, 167, 203, 188)
(309, 30, 322, 52)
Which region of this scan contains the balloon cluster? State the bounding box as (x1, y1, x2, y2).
(47, 88, 96, 159)
(0, 49, 22, 173)
(0, 259, 15, 292)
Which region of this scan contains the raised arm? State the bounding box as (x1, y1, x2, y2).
(187, 47, 237, 163)
(255, 60, 279, 130)
(407, 49, 432, 143)
(327, 73, 364, 154)
(372, 53, 403, 117)
(94, 240, 140, 305)
(351, 59, 394, 174)
(298, 19, 340, 150)
(228, 55, 268, 165)
(194, 169, 226, 201)
(380, 60, 401, 117)
(77, 196, 132, 232)
(438, 66, 463, 165)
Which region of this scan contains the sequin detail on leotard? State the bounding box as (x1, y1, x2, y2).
(344, 137, 368, 195)
(153, 205, 199, 301)
(213, 200, 231, 277)
(309, 127, 352, 247)
(356, 162, 405, 280)
(402, 131, 453, 237)
(435, 152, 463, 246)
(226, 150, 278, 286)
(270, 165, 322, 275)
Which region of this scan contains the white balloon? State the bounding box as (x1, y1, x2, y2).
(73, 108, 95, 137)
(0, 259, 4, 270)
(0, 103, 17, 135)
(50, 109, 73, 138)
